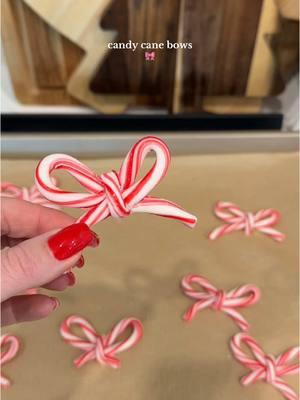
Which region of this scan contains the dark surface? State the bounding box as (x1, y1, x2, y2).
(181, 0, 263, 109)
(91, 0, 181, 111)
(1, 113, 283, 132)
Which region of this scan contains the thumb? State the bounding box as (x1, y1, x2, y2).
(1, 223, 99, 301)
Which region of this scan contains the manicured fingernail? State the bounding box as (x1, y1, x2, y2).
(66, 271, 76, 286)
(51, 297, 60, 311)
(48, 223, 99, 260)
(76, 256, 85, 269)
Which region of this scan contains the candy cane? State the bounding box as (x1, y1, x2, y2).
(230, 333, 300, 400)
(209, 201, 285, 242)
(181, 274, 260, 331)
(60, 315, 143, 368)
(1, 180, 60, 210)
(35, 136, 197, 228)
(0, 335, 20, 388)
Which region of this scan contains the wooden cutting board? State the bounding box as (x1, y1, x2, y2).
(23, 0, 134, 113)
(90, 0, 181, 112)
(2, 0, 83, 106)
(3, 0, 296, 114)
(177, 0, 264, 112)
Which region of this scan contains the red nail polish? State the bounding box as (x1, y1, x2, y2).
(51, 297, 60, 311)
(48, 223, 99, 260)
(76, 256, 85, 269)
(66, 272, 76, 286)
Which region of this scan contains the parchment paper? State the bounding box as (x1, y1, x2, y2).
(1, 152, 299, 400)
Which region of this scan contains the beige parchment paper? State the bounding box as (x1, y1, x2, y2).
(1, 151, 299, 400)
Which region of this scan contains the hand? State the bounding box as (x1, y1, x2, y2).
(1, 198, 99, 326)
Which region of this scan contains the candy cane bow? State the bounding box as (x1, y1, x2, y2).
(35, 136, 197, 227)
(60, 315, 143, 368)
(230, 333, 300, 400)
(1, 181, 60, 209)
(209, 202, 285, 242)
(0, 335, 20, 388)
(181, 274, 260, 331)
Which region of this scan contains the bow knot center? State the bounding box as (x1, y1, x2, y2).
(21, 187, 30, 201)
(94, 335, 107, 364)
(245, 212, 256, 235)
(263, 355, 277, 384)
(99, 171, 130, 219)
(213, 290, 226, 311)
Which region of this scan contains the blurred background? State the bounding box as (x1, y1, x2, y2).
(1, 0, 299, 156)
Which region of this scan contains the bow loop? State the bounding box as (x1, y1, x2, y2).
(0, 335, 20, 388)
(212, 290, 226, 311)
(1, 181, 60, 209)
(36, 137, 197, 228)
(230, 333, 300, 400)
(60, 315, 143, 369)
(209, 201, 285, 242)
(181, 275, 260, 331)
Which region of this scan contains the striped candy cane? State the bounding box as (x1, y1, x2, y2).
(209, 201, 285, 242)
(35, 136, 197, 228)
(1, 181, 60, 210)
(181, 274, 260, 331)
(230, 333, 300, 400)
(60, 315, 143, 368)
(0, 335, 20, 389)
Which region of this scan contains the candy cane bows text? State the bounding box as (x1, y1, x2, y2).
(230, 333, 300, 400)
(60, 315, 143, 368)
(0, 181, 60, 209)
(0, 335, 20, 388)
(209, 202, 285, 242)
(181, 274, 260, 331)
(35, 136, 197, 228)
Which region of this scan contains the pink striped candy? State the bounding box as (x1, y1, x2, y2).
(181, 274, 260, 331)
(230, 333, 300, 400)
(0, 334, 20, 389)
(60, 315, 143, 369)
(209, 201, 285, 242)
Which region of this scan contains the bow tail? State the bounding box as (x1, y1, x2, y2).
(132, 197, 197, 228)
(240, 366, 266, 386)
(258, 227, 286, 242)
(100, 354, 121, 369)
(272, 378, 299, 400)
(223, 307, 250, 332)
(183, 298, 215, 321)
(74, 349, 96, 368)
(77, 202, 110, 227)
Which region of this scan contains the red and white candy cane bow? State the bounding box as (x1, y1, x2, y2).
(0, 334, 20, 389)
(209, 201, 285, 242)
(181, 274, 260, 331)
(35, 136, 197, 228)
(1, 181, 60, 210)
(230, 333, 300, 400)
(60, 315, 143, 368)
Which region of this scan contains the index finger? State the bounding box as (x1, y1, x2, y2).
(1, 198, 75, 238)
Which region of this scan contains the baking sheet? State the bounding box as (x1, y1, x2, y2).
(1, 151, 299, 400)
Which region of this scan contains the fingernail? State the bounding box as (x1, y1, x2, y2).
(66, 271, 76, 286)
(48, 223, 99, 260)
(76, 256, 85, 269)
(51, 297, 60, 311)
